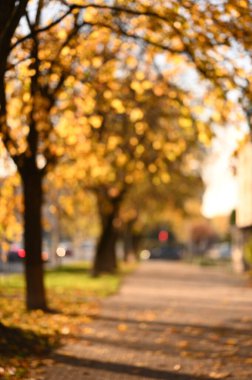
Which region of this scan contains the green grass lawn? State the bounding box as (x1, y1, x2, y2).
(0, 261, 136, 379)
(1, 261, 124, 297)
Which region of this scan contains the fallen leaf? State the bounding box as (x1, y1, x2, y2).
(244, 357, 252, 364)
(30, 360, 41, 368)
(61, 326, 70, 335)
(0, 368, 5, 375)
(138, 323, 147, 329)
(82, 327, 95, 335)
(7, 367, 16, 375)
(174, 364, 181, 371)
(117, 323, 128, 332)
(177, 340, 189, 349)
(208, 333, 221, 341)
(144, 311, 156, 321)
(180, 351, 190, 357)
(155, 337, 166, 344)
(135, 362, 144, 367)
(225, 338, 237, 346)
(209, 371, 231, 379)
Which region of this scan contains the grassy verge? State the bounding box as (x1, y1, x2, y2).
(183, 256, 232, 267)
(0, 261, 136, 379)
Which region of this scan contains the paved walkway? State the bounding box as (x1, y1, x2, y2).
(43, 261, 252, 380)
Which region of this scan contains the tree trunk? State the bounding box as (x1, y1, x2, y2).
(123, 222, 135, 262)
(93, 195, 122, 275)
(132, 234, 141, 260)
(21, 169, 47, 310)
(93, 211, 118, 275)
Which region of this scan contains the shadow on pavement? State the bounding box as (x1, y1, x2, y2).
(86, 314, 252, 336)
(52, 353, 212, 379)
(67, 316, 252, 363)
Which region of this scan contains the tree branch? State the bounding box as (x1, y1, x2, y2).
(10, 6, 74, 51)
(62, 2, 179, 24)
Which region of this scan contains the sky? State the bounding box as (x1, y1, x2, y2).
(202, 154, 237, 218)
(201, 126, 242, 218)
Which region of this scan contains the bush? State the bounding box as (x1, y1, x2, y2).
(244, 237, 252, 266)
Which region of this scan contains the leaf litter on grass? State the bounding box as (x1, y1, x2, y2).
(0, 262, 133, 379)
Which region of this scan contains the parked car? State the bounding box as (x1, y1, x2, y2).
(7, 247, 25, 263)
(149, 245, 181, 260)
(7, 246, 49, 263)
(207, 242, 231, 260)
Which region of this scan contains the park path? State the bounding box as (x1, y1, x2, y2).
(42, 261, 252, 380)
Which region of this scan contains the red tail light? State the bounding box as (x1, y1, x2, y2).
(18, 249, 26, 258)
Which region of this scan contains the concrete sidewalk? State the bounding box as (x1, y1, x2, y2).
(42, 261, 252, 380)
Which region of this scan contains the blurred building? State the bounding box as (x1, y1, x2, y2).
(235, 142, 252, 271)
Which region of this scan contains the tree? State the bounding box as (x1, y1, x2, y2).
(58, 38, 208, 274)
(0, 1, 29, 260)
(2, 1, 87, 309)
(121, 164, 203, 248)
(1, 0, 250, 306)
